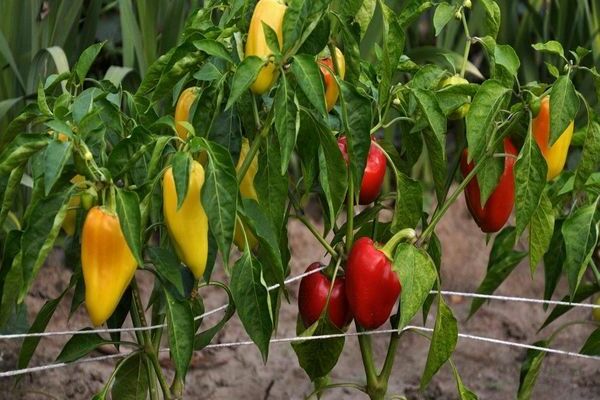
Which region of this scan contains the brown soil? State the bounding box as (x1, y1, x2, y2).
(1, 193, 599, 399)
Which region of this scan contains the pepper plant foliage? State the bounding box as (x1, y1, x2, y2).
(0, 0, 599, 399)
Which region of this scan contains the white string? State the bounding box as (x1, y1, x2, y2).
(0, 265, 328, 340)
(435, 290, 600, 309)
(3, 324, 600, 378)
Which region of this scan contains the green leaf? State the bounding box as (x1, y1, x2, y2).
(465, 80, 511, 163)
(225, 56, 265, 110)
(574, 120, 600, 190)
(111, 353, 149, 400)
(43, 140, 72, 196)
(543, 220, 565, 307)
(0, 165, 25, 228)
(274, 74, 298, 174)
(230, 250, 273, 361)
(195, 138, 238, 266)
(291, 55, 326, 117)
(340, 81, 373, 195)
(282, 0, 309, 53)
(421, 297, 457, 389)
(147, 247, 194, 300)
(514, 133, 547, 240)
(17, 289, 68, 371)
(291, 319, 345, 381)
(106, 288, 132, 348)
(195, 282, 236, 350)
(433, 2, 456, 37)
(580, 328, 600, 355)
(261, 21, 281, 56)
(528, 193, 555, 275)
(164, 289, 194, 378)
(317, 123, 348, 229)
(450, 361, 479, 400)
(356, 0, 377, 38)
(116, 189, 143, 267)
(549, 76, 579, 145)
(422, 128, 447, 203)
(412, 88, 447, 143)
(540, 283, 598, 330)
(517, 341, 548, 400)
(256, 135, 288, 237)
(479, 0, 500, 38)
(0, 135, 49, 175)
(171, 152, 191, 210)
(193, 39, 234, 64)
(532, 41, 565, 58)
(393, 243, 437, 330)
(56, 330, 111, 363)
(469, 227, 527, 317)
(391, 172, 423, 231)
(19, 190, 70, 302)
(562, 200, 599, 297)
(73, 42, 106, 84)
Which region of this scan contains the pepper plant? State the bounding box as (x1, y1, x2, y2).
(0, 0, 599, 399)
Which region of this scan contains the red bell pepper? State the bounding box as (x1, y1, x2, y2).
(344, 237, 401, 329)
(337, 136, 387, 205)
(460, 138, 518, 233)
(298, 263, 352, 329)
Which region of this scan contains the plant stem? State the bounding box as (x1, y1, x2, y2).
(356, 325, 378, 387)
(379, 330, 401, 383)
(460, 13, 472, 78)
(292, 214, 338, 258)
(304, 382, 367, 399)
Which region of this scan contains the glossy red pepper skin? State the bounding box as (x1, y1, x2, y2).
(345, 237, 401, 329)
(460, 138, 518, 233)
(337, 137, 387, 205)
(298, 263, 352, 329)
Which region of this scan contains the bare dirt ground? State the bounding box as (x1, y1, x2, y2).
(2, 192, 600, 399)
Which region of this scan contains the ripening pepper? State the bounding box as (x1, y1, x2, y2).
(532, 96, 575, 181)
(82, 206, 137, 326)
(319, 47, 346, 112)
(245, 0, 287, 95)
(298, 263, 353, 329)
(174, 87, 200, 141)
(62, 175, 86, 236)
(337, 136, 387, 205)
(345, 237, 401, 329)
(163, 160, 208, 279)
(234, 138, 259, 250)
(460, 138, 518, 233)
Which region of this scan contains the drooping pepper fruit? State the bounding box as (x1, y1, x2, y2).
(532, 96, 575, 181)
(298, 263, 352, 329)
(345, 237, 401, 329)
(82, 206, 137, 326)
(245, 0, 287, 95)
(318, 47, 346, 112)
(174, 87, 199, 141)
(337, 136, 387, 205)
(163, 160, 208, 279)
(460, 138, 518, 233)
(233, 138, 259, 250)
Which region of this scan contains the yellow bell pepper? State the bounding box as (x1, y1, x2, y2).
(163, 160, 208, 279)
(82, 206, 137, 326)
(532, 96, 575, 181)
(245, 0, 287, 95)
(234, 138, 259, 250)
(174, 87, 200, 141)
(318, 47, 346, 112)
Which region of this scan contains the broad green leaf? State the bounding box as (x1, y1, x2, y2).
(479, 0, 500, 38)
(147, 247, 194, 300)
(43, 140, 72, 196)
(195, 282, 236, 350)
(230, 250, 272, 361)
(562, 200, 599, 297)
(171, 152, 191, 210)
(391, 172, 423, 231)
(532, 41, 565, 58)
(261, 21, 281, 56)
(256, 135, 288, 237)
(291, 318, 345, 381)
(469, 227, 527, 317)
(412, 88, 447, 142)
(164, 289, 194, 378)
(225, 56, 264, 110)
(291, 55, 326, 116)
(316, 123, 347, 230)
(549, 76, 579, 146)
(394, 244, 437, 330)
(580, 329, 600, 355)
(193, 39, 234, 64)
(0, 135, 49, 175)
(274, 74, 298, 174)
(73, 42, 106, 83)
(515, 133, 547, 240)
(282, 0, 309, 54)
(421, 297, 457, 389)
(433, 3, 456, 37)
(356, 0, 377, 38)
(466, 80, 510, 163)
(340, 81, 373, 195)
(0, 165, 25, 228)
(111, 353, 149, 400)
(116, 189, 143, 267)
(528, 193, 555, 275)
(517, 341, 548, 400)
(56, 330, 112, 363)
(574, 121, 600, 190)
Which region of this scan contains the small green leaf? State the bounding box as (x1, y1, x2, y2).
(115, 189, 143, 267)
(164, 289, 194, 378)
(532, 41, 565, 58)
(73, 42, 106, 83)
(56, 330, 111, 363)
(421, 297, 457, 389)
(391, 172, 423, 231)
(111, 353, 149, 400)
(225, 56, 265, 110)
(291, 55, 326, 116)
(193, 39, 234, 64)
(171, 152, 191, 210)
(433, 3, 456, 37)
(44, 140, 72, 195)
(195, 282, 236, 350)
(549, 76, 579, 146)
(274, 74, 298, 174)
(528, 193, 555, 275)
(517, 340, 548, 400)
